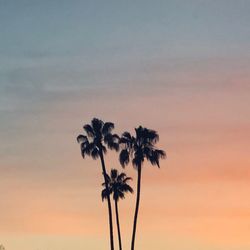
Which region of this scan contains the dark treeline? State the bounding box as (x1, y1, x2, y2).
(77, 118, 166, 250)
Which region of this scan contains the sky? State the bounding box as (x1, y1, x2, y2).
(0, 0, 250, 249)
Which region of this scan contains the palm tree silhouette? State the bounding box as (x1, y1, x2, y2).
(119, 126, 166, 250)
(102, 169, 133, 250)
(77, 118, 119, 250)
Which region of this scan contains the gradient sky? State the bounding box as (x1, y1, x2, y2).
(1, 1, 250, 249)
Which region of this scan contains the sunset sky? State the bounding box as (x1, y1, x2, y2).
(1, 1, 250, 249)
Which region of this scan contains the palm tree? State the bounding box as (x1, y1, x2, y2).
(77, 118, 119, 250)
(102, 169, 133, 250)
(119, 126, 166, 250)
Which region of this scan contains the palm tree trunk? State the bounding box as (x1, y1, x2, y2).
(131, 163, 142, 250)
(99, 150, 114, 250)
(115, 200, 122, 250)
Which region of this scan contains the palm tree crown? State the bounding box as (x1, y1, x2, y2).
(77, 118, 119, 159)
(119, 126, 166, 168)
(102, 169, 133, 202)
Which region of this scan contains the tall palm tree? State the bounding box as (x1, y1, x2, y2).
(119, 126, 166, 250)
(102, 169, 133, 250)
(77, 118, 119, 250)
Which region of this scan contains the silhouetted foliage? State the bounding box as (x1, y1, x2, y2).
(119, 126, 165, 168)
(77, 118, 119, 159)
(102, 169, 133, 201)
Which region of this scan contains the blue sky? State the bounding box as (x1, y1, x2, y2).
(1, 0, 250, 131)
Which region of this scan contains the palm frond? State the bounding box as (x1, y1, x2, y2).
(119, 149, 130, 167)
(145, 128, 159, 143)
(136, 126, 159, 143)
(155, 149, 166, 159)
(101, 144, 107, 154)
(132, 148, 144, 168)
(117, 172, 126, 182)
(148, 149, 166, 167)
(80, 141, 94, 158)
(123, 177, 132, 183)
(76, 134, 88, 143)
(91, 147, 99, 159)
(101, 188, 109, 201)
(135, 126, 143, 140)
(120, 131, 133, 147)
(83, 124, 95, 137)
(104, 134, 119, 151)
(91, 118, 103, 134)
(132, 156, 143, 168)
(121, 183, 133, 193)
(117, 190, 125, 200)
(111, 169, 118, 180)
(81, 141, 95, 156)
(122, 131, 132, 140)
(102, 122, 114, 135)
